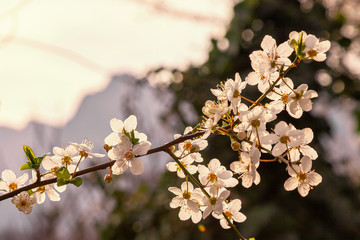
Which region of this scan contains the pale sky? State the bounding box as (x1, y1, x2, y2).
(0, 0, 234, 129)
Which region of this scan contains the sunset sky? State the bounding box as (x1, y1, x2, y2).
(0, 0, 234, 129)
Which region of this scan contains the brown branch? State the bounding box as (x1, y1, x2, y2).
(0, 130, 205, 202)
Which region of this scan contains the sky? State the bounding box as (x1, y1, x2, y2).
(0, 0, 235, 129)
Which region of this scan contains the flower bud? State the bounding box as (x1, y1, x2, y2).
(237, 131, 246, 140)
(104, 174, 112, 183)
(231, 140, 241, 151)
(103, 144, 112, 152)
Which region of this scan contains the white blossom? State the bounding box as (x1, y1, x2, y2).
(284, 156, 322, 197)
(168, 182, 203, 223)
(108, 135, 151, 175)
(213, 199, 246, 229)
(11, 191, 36, 214)
(0, 170, 28, 193)
(198, 158, 238, 188)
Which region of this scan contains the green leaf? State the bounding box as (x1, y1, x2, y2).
(23, 145, 36, 164)
(57, 178, 70, 187)
(56, 167, 71, 179)
(19, 163, 32, 170)
(70, 177, 83, 187)
(35, 154, 47, 165)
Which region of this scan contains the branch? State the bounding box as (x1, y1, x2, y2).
(0, 130, 205, 202)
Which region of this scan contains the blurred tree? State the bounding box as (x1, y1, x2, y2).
(6, 0, 360, 239)
(102, 0, 360, 239)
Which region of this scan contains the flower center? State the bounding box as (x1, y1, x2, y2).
(251, 119, 260, 128)
(209, 197, 217, 206)
(281, 94, 289, 103)
(280, 135, 290, 144)
(224, 211, 233, 220)
(9, 183, 17, 191)
(184, 142, 192, 151)
(208, 173, 217, 183)
(298, 172, 307, 181)
(307, 49, 317, 58)
(20, 200, 27, 207)
(233, 89, 240, 98)
(182, 191, 191, 200)
(176, 162, 186, 172)
(62, 156, 72, 165)
(125, 151, 134, 160)
(37, 186, 45, 193)
(79, 151, 89, 158)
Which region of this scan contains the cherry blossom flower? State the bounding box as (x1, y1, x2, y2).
(230, 148, 261, 188)
(287, 84, 318, 118)
(198, 158, 238, 188)
(166, 152, 198, 178)
(199, 118, 217, 140)
(11, 191, 36, 214)
(108, 135, 151, 175)
(304, 35, 331, 62)
(70, 138, 105, 159)
(105, 115, 147, 146)
(261, 121, 304, 157)
(0, 170, 28, 193)
(235, 106, 276, 134)
(202, 186, 230, 219)
(289, 127, 318, 160)
(284, 156, 322, 197)
(202, 100, 228, 124)
(30, 171, 61, 204)
(42, 145, 80, 174)
(288, 31, 330, 61)
(168, 182, 203, 223)
(259, 35, 293, 74)
(213, 199, 247, 229)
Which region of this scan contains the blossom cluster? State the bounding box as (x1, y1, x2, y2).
(165, 31, 329, 229)
(0, 139, 104, 214)
(0, 30, 330, 239)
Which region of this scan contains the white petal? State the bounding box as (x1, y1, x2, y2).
(124, 115, 137, 131)
(16, 173, 29, 185)
(298, 182, 310, 197)
(46, 188, 60, 201)
(300, 145, 318, 160)
(272, 142, 287, 156)
(228, 199, 242, 212)
(284, 177, 298, 191)
(129, 158, 144, 175)
(233, 212, 247, 223)
(2, 170, 16, 183)
(132, 141, 151, 156)
(277, 41, 293, 57)
(178, 206, 191, 221)
(104, 132, 121, 146)
(307, 172, 322, 186)
(301, 156, 312, 172)
(112, 160, 128, 175)
(110, 118, 124, 133)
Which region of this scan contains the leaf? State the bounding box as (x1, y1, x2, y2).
(56, 167, 71, 179)
(23, 145, 36, 164)
(57, 178, 70, 187)
(35, 154, 47, 165)
(19, 163, 32, 171)
(70, 177, 83, 187)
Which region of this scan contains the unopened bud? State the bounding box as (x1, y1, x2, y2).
(231, 140, 241, 151)
(104, 174, 112, 183)
(104, 144, 112, 152)
(169, 145, 175, 152)
(190, 144, 200, 153)
(237, 132, 246, 140)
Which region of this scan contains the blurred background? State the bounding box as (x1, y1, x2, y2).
(0, 0, 360, 239)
